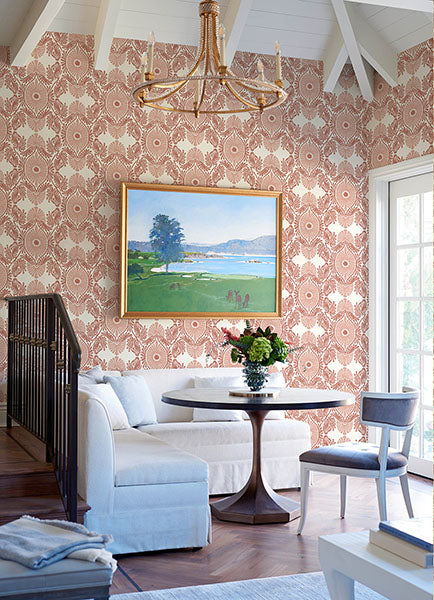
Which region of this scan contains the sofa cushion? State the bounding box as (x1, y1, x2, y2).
(78, 383, 129, 430)
(138, 419, 310, 449)
(193, 409, 243, 422)
(104, 375, 157, 427)
(113, 429, 208, 486)
(193, 375, 244, 422)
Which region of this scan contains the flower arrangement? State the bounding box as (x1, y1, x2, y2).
(220, 320, 300, 391)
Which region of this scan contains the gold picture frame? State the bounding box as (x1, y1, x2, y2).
(120, 182, 282, 319)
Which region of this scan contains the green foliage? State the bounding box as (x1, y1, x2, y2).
(231, 348, 240, 363)
(150, 214, 185, 274)
(223, 320, 301, 367)
(128, 262, 144, 278)
(269, 337, 289, 364)
(247, 337, 272, 362)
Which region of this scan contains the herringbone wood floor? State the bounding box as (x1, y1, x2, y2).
(111, 473, 432, 594)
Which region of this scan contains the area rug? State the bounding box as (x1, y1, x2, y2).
(113, 571, 386, 599)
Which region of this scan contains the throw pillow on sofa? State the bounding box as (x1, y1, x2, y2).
(78, 365, 105, 386)
(104, 375, 157, 427)
(78, 365, 122, 386)
(193, 375, 244, 422)
(268, 371, 286, 388)
(79, 383, 130, 430)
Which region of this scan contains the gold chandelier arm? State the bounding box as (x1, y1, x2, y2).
(151, 80, 188, 89)
(194, 12, 212, 113)
(237, 83, 278, 95)
(190, 17, 206, 77)
(187, 48, 205, 82)
(197, 78, 207, 112)
(146, 43, 205, 90)
(230, 78, 279, 95)
(204, 13, 213, 75)
(223, 80, 262, 110)
(139, 79, 190, 104)
(224, 66, 280, 95)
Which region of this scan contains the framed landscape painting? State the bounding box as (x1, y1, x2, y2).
(120, 182, 282, 318)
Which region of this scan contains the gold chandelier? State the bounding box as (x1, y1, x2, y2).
(132, 0, 287, 117)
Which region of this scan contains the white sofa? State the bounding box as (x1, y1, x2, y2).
(77, 367, 311, 555)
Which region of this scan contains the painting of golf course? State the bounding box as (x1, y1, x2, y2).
(120, 183, 282, 318)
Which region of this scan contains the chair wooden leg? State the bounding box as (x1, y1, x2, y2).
(375, 475, 387, 521)
(340, 474, 347, 518)
(297, 465, 310, 535)
(399, 473, 414, 518)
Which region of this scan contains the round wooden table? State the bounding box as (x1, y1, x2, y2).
(162, 387, 355, 525)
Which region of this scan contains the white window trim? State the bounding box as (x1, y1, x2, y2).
(368, 154, 433, 448)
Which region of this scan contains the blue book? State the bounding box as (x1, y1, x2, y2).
(379, 518, 433, 552)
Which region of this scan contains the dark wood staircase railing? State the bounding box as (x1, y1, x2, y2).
(5, 294, 81, 521)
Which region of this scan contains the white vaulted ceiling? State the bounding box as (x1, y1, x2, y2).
(0, 0, 431, 58)
(0, 0, 432, 98)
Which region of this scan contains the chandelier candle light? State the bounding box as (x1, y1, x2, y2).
(132, 0, 287, 116)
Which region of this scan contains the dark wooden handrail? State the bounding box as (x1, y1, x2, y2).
(5, 293, 81, 521)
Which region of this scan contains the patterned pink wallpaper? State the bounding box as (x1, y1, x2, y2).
(0, 34, 431, 445)
(365, 40, 432, 168)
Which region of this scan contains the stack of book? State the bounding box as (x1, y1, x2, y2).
(369, 518, 433, 568)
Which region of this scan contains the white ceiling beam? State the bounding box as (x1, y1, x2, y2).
(94, 0, 122, 70)
(10, 0, 66, 67)
(346, 2, 398, 88)
(222, 0, 253, 67)
(331, 0, 374, 101)
(345, 0, 433, 13)
(323, 21, 348, 93)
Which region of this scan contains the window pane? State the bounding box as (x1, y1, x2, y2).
(397, 300, 419, 350)
(423, 192, 433, 243)
(423, 246, 433, 297)
(397, 195, 420, 244)
(423, 409, 433, 459)
(423, 354, 433, 405)
(397, 352, 420, 389)
(423, 301, 433, 351)
(397, 248, 419, 297)
(410, 411, 420, 456)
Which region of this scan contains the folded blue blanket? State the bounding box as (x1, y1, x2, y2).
(0, 515, 113, 569)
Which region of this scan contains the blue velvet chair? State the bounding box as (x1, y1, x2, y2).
(297, 388, 419, 534)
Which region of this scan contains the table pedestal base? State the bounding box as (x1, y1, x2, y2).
(210, 410, 301, 524)
(211, 480, 300, 524)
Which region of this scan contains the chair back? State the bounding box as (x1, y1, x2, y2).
(360, 388, 419, 463)
(360, 388, 419, 430)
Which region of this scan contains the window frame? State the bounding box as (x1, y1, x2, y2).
(368, 154, 433, 478)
